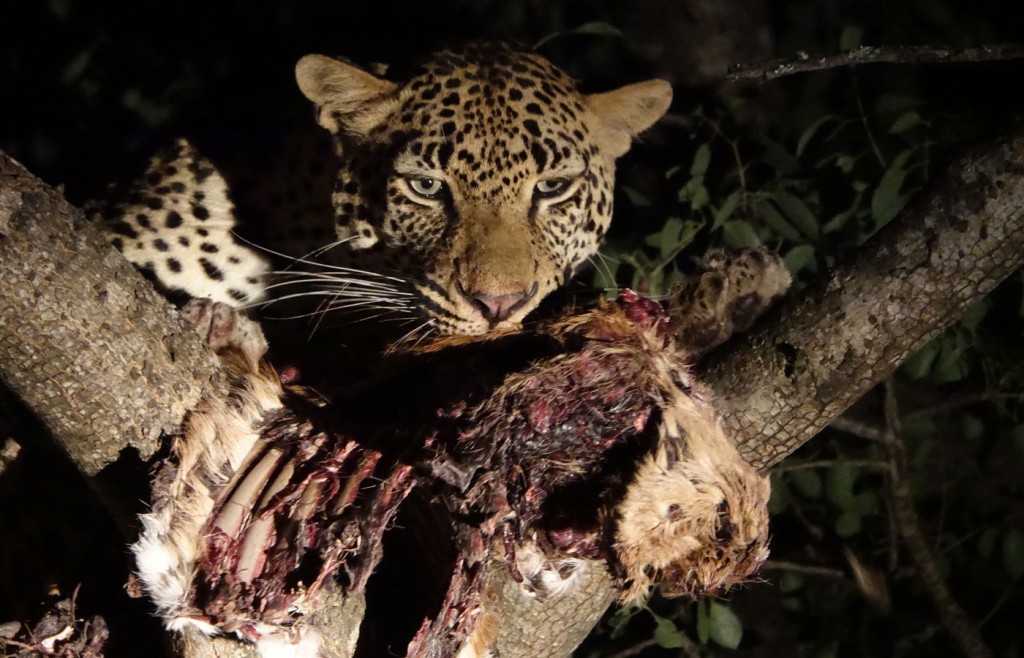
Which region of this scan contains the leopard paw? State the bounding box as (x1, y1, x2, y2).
(669, 247, 791, 356)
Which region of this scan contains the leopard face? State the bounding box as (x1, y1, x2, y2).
(297, 43, 671, 336)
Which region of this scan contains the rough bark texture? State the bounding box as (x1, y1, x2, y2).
(1, 115, 1022, 657)
(486, 556, 617, 657)
(170, 590, 364, 658)
(703, 119, 1024, 470)
(0, 152, 221, 476)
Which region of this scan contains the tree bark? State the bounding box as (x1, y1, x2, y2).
(703, 118, 1024, 470)
(0, 152, 221, 476)
(0, 117, 1022, 657)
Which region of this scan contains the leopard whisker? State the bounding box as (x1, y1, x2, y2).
(588, 252, 618, 293)
(267, 270, 411, 291)
(300, 237, 353, 261)
(264, 282, 413, 299)
(386, 320, 433, 355)
(233, 232, 408, 285)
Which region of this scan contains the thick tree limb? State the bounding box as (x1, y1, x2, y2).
(0, 152, 221, 476)
(703, 118, 1024, 470)
(1, 115, 1022, 657)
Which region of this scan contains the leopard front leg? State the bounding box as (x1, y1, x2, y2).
(669, 247, 791, 356)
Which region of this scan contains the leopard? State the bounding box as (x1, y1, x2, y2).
(99, 41, 792, 658)
(91, 41, 674, 338)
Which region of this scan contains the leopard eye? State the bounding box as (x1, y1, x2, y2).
(534, 178, 568, 199)
(407, 177, 446, 199)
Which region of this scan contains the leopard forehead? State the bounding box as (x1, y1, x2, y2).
(390, 46, 590, 178)
(299, 43, 671, 337)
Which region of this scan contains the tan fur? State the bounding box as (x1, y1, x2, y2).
(295, 54, 399, 137)
(614, 380, 771, 602)
(92, 139, 270, 306)
(586, 80, 674, 157)
(295, 44, 673, 336)
(456, 609, 499, 658)
(132, 313, 284, 632)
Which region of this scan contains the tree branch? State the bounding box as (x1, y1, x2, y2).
(883, 378, 993, 658)
(703, 118, 1024, 470)
(0, 152, 221, 476)
(726, 44, 1024, 83)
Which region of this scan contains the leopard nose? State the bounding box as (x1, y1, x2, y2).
(464, 283, 538, 324)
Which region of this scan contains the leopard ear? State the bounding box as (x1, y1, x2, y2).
(585, 80, 673, 158)
(295, 54, 399, 137)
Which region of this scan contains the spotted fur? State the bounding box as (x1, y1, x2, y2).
(296, 43, 671, 335)
(90, 140, 270, 306)
(93, 44, 670, 338)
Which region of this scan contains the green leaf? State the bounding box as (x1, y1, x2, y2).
(797, 115, 837, 157)
(591, 253, 620, 294)
(644, 216, 683, 250)
(789, 468, 823, 499)
(959, 297, 991, 332)
(826, 463, 858, 509)
(775, 189, 820, 240)
(755, 134, 800, 176)
(62, 47, 95, 84)
(932, 341, 968, 383)
(713, 189, 742, 230)
(835, 509, 862, 537)
(708, 601, 743, 649)
(534, 21, 623, 47)
(607, 606, 635, 640)
(768, 473, 791, 513)
(889, 111, 922, 134)
(961, 414, 984, 441)
(822, 185, 867, 235)
(652, 614, 685, 649)
(779, 571, 806, 594)
(902, 343, 938, 380)
(696, 599, 710, 644)
(677, 177, 710, 210)
(644, 217, 703, 261)
(870, 150, 914, 229)
(646, 267, 666, 297)
(690, 143, 712, 177)
(783, 244, 817, 275)
(721, 220, 761, 249)
(664, 265, 686, 291)
(1002, 527, 1024, 579)
(620, 186, 650, 207)
(851, 490, 880, 516)
(121, 89, 173, 127)
(834, 154, 856, 174)
(754, 198, 802, 242)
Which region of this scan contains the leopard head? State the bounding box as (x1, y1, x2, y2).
(296, 43, 671, 337)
